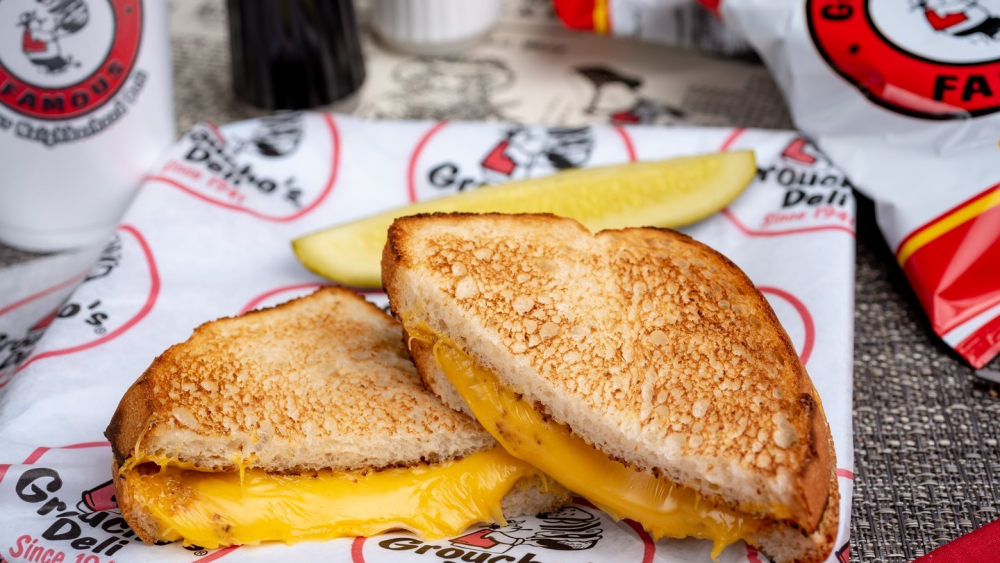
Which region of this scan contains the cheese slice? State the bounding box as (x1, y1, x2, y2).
(430, 339, 766, 558)
(119, 446, 542, 549)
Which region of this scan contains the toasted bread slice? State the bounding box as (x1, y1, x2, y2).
(383, 213, 839, 563)
(106, 287, 568, 546)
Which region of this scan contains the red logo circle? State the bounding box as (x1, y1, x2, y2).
(808, 0, 1000, 119)
(0, 0, 142, 120)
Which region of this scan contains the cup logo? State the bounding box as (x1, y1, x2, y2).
(808, 0, 1000, 119)
(0, 0, 142, 120)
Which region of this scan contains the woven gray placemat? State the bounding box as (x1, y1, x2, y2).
(851, 196, 1000, 561)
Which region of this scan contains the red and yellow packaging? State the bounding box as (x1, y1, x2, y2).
(709, 0, 1000, 368)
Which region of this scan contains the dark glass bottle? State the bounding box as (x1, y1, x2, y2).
(228, 0, 366, 110)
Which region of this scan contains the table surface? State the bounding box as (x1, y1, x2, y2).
(3, 1, 999, 561)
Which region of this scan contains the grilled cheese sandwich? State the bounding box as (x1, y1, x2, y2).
(383, 213, 840, 563)
(106, 287, 569, 547)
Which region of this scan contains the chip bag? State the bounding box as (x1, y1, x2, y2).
(552, 0, 753, 56)
(690, 0, 1000, 368)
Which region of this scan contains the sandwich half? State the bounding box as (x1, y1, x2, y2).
(382, 213, 839, 563)
(106, 287, 568, 548)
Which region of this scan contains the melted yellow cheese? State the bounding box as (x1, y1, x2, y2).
(430, 339, 766, 558)
(120, 446, 541, 549)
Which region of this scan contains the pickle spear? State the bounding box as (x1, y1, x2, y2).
(294, 151, 756, 288)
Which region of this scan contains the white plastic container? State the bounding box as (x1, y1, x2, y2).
(0, 0, 175, 252)
(370, 0, 503, 56)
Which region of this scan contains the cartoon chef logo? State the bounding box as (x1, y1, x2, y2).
(919, 0, 1000, 42)
(808, 0, 1000, 118)
(449, 507, 603, 553)
(233, 112, 305, 158)
(360, 504, 652, 563)
(410, 122, 633, 202)
(480, 126, 594, 184)
(17, 0, 89, 74)
(0, 0, 142, 120)
(147, 113, 340, 222)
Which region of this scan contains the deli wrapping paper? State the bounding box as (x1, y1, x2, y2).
(0, 113, 855, 563)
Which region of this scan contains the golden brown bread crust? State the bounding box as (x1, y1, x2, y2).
(106, 373, 155, 467)
(105, 287, 495, 473)
(111, 459, 159, 545)
(749, 428, 840, 563)
(382, 213, 838, 552)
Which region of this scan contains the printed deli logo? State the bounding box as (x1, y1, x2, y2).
(756, 137, 854, 231)
(411, 123, 633, 202)
(5, 444, 227, 563)
(11, 470, 133, 560)
(148, 112, 340, 222)
(808, 0, 1000, 119)
(358, 506, 651, 563)
(0, 225, 159, 382)
(0, 0, 142, 120)
(2, 443, 140, 563)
